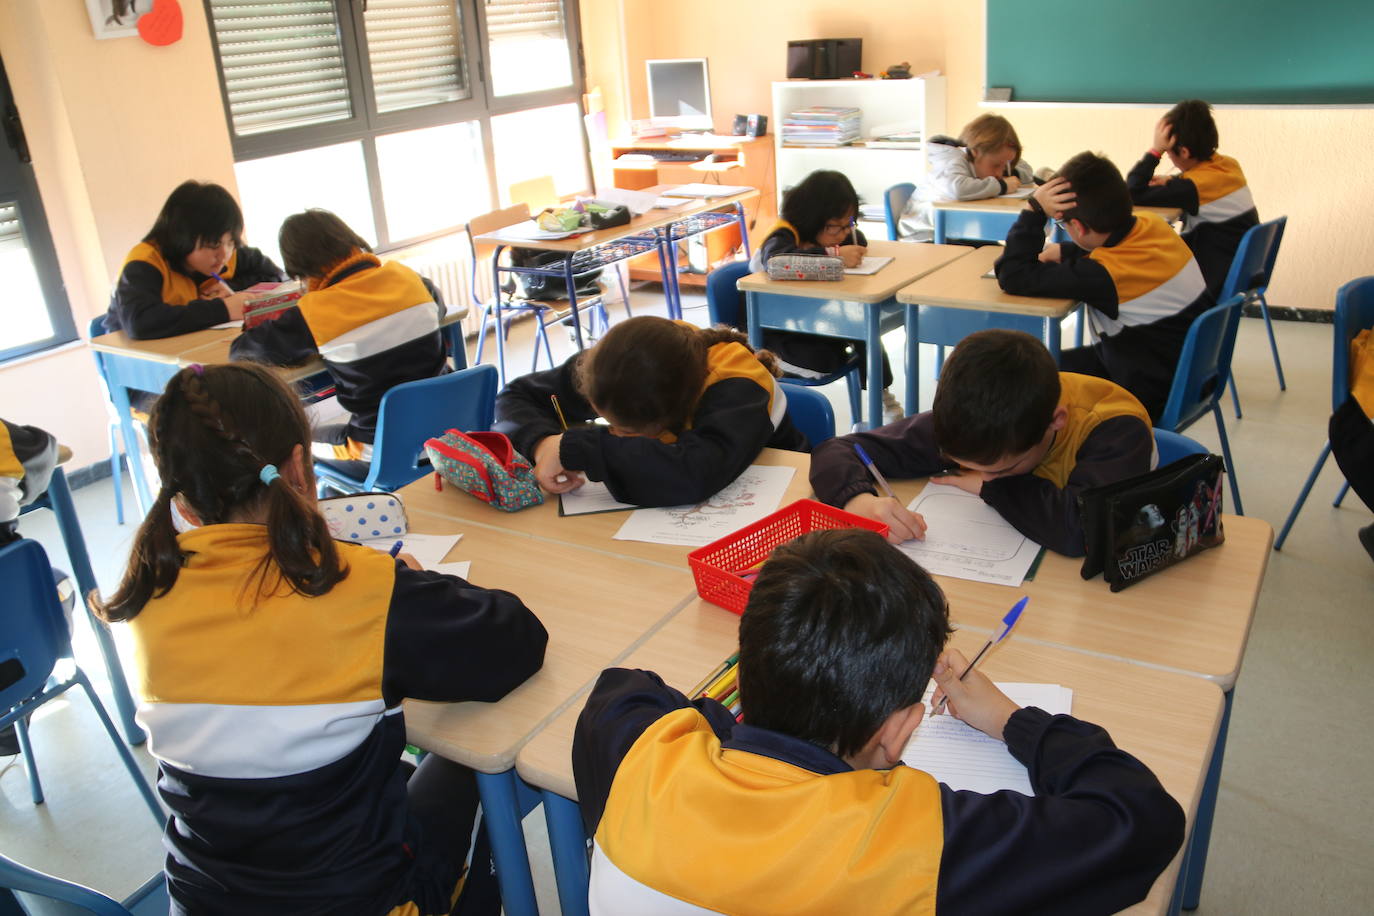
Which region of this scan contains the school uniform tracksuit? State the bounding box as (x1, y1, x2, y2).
(1126, 152, 1259, 295)
(996, 211, 1215, 422)
(0, 418, 57, 544)
(494, 333, 806, 508)
(810, 373, 1154, 556)
(130, 525, 547, 914)
(573, 667, 1184, 916)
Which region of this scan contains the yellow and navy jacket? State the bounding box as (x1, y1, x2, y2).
(104, 241, 284, 339)
(130, 524, 547, 915)
(0, 418, 57, 542)
(230, 255, 448, 445)
(573, 667, 1184, 916)
(748, 220, 868, 272)
(810, 373, 1154, 556)
(996, 209, 1214, 420)
(1126, 152, 1259, 294)
(494, 331, 807, 507)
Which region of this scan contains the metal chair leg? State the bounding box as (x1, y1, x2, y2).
(1212, 404, 1243, 516)
(108, 424, 125, 526)
(1228, 371, 1243, 420)
(1274, 443, 1329, 550)
(1333, 481, 1350, 507)
(77, 673, 163, 826)
(15, 715, 43, 804)
(1257, 294, 1286, 391)
(475, 770, 541, 916)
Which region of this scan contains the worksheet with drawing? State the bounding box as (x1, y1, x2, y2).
(612, 465, 796, 547)
(897, 487, 1042, 586)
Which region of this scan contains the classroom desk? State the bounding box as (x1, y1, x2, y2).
(889, 476, 1272, 911)
(394, 447, 813, 570)
(738, 241, 975, 428)
(395, 509, 695, 916)
(514, 597, 1226, 916)
(931, 197, 1182, 245)
(88, 308, 468, 513)
(473, 188, 758, 382)
(896, 244, 1081, 402)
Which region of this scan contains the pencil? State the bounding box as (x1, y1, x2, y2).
(550, 394, 569, 431)
(689, 652, 739, 698)
(703, 666, 738, 701)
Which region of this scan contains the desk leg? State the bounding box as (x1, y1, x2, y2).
(656, 233, 680, 320)
(107, 379, 152, 516)
(491, 246, 509, 386)
(866, 307, 883, 429)
(1181, 687, 1233, 910)
(46, 469, 145, 746)
(542, 791, 591, 916)
(904, 304, 920, 418)
(444, 318, 468, 370)
(476, 769, 541, 916)
(1044, 315, 1063, 362)
(744, 291, 762, 350)
(734, 201, 752, 260)
(933, 210, 947, 245)
(662, 230, 685, 321)
(565, 257, 586, 351)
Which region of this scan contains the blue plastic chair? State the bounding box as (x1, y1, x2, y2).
(883, 182, 917, 241)
(1216, 216, 1287, 418)
(706, 261, 865, 429)
(86, 315, 138, 523)
(314, 364, 499, 495)
(1154, 428, 1209, 465)
(0, 538, 163, 827)
(1, 855, 167, 915)
(1274, 276, 1374, 550)
(778, 380, 836, 446)
(1157, 294, 1246, 515)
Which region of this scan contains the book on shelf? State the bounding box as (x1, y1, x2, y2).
(782, 106, 861, 148)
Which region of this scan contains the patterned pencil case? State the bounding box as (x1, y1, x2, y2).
(766, 254, 845, 281)
(319, 493, 408, 542)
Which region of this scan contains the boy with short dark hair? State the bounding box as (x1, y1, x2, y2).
(810, 329, 1154, 556)
(996, 151, 1215, 421)
(1125, 100, 1258, 295)
(572, 529, 1185, 915)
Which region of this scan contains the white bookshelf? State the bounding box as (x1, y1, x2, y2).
(772, 77, 947, 218)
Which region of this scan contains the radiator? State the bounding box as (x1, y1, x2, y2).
(397, 254, 483, 337)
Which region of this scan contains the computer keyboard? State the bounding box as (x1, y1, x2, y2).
(642, 149, 710, 162)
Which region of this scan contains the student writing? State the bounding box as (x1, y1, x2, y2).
(902, 113, 1038, 239)
(103, 180, 284, 339)
(811, 329, 1154, 557)
(493, 316, 806, 507)
(1125, 100, 1258, 296)
(230, 209, 449, 464)
(93, 362, 547, 915)
(996, 151, 1215, 421)
(573, 529, 1184, 915)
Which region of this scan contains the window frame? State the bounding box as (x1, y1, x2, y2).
(204, 0, 591, 252)
(0, 56, 77, 365)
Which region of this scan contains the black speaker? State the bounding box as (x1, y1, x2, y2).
(746, 113, 768, 138)
(786, 39, 863, 80)
(732, 114, 748, 136)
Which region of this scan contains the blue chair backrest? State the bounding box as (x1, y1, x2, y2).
(366, 364, 499, 491)
(1217, 216, 1286, 303)
(1331, 276, 1374, 412)
(0, 540, 69, 716)
(884, 182, 916, 241)
(1157, 294, 1246, 433)
(1153, 429, 1208, 465)
(779, 380, 836, 446)
(705, 260, 751, 328)
(1, 853, 165, 915)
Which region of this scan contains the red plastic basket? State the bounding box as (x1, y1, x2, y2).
(687, 499, 889, 614)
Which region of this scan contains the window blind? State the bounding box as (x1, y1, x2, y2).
(485, 0, 564, 39)
(363, 1, 468, 114)
(208, 0, 352, 137)
(0, 202, 23, 255)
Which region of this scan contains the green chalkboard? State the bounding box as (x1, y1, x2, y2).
(987, 0, 1374, 104)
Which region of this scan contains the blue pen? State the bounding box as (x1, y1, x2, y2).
(853, 443, 897, 500)
(388, 539, 404, 557)
(935, 596, 1029, 713)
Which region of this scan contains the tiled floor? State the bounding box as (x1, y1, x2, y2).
(7, 282, 1374, 914)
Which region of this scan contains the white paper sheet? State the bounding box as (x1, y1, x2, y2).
(210, 320, 244, 330)
(559, 480, 637, 516)
(496, 220, 583, 241)
(660, 183, 754, 199)
(612, 465, 796, 547)
(844, 256, 894, 276)
(430, 561, 472, 579)
(592, 187, 659, 215)
(897, 488, 1042, 586)
(358, 532, 462, 570)
(999, 186, 1034, 199)
(903, 682, 1073, 795)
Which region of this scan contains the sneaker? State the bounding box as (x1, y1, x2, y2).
(881, 389, 905, 425)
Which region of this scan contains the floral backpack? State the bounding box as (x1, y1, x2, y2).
(423, 429, 544, 512)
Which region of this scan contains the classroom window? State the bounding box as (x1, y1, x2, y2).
(206, 0, 590, 252)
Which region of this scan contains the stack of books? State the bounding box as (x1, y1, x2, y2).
(865, 129, 923, 149)
(781, 106, 861, 147)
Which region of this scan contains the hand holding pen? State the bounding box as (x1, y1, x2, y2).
(845, 444, 928, 542)
(931, 596, 1028, 727)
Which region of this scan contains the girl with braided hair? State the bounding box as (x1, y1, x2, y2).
(93, 362, 547, 916)
(493, 315, 808, 507)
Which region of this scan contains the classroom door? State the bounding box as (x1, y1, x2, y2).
(0, 54, 75, 363)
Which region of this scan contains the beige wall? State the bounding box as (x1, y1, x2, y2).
(0, 0, 237, 467)
(588, 0, 1374, 315)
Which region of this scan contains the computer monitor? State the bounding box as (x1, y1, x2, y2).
(646, 58, 713, 131)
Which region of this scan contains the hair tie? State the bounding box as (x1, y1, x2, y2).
(190, 363, 204, 376)
(259, 464, 280, 486)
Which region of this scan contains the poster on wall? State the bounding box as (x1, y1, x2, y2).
(85, 0, 143, 39)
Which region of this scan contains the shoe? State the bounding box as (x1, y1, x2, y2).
(0, 724, 18, 756)
(1359, 524, 1374, 564)
(881, 389, 905, 425)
